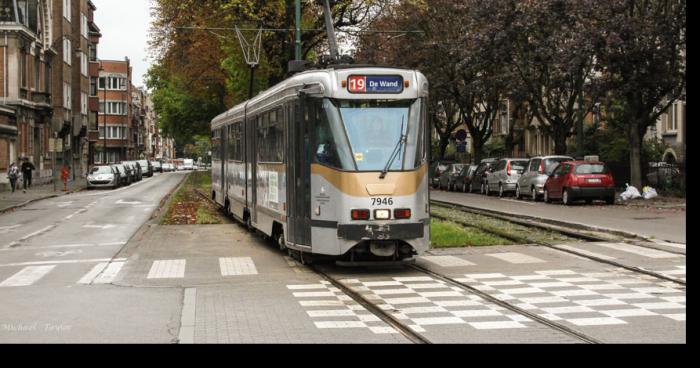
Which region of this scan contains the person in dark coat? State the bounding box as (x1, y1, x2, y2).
(20, 158, 36, 192)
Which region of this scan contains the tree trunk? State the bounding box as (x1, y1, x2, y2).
(438, 134, 451, 161)
(472, 140, 483, 164)
(628, 121, 643, 189)
(553, 133, 568, 156)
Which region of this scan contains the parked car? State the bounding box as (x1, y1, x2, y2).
(118, 163, 134, 185)
(87, 165, 120, 190)
(485, 158, 530, 197)
(152, 161, 163, 173)
(453, 165, 479, 193)
(516, 156, 575, 201)
(182, 159, 195, 171)
(472, 158, 500, 195)
(430, 161, 453, 189)
(112, 164, 130, 186)
(162, 163, 174, 172)
(138, 160, 154, 177)
(438, 163, 467, 191)
(543, 161, 616, 205)
(123, 161, 143, 182)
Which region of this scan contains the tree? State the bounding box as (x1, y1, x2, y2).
(598, 0, 686, 188)
(510, 0, 607, 155)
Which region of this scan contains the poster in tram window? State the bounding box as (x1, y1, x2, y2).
(269, 171, 279, 204)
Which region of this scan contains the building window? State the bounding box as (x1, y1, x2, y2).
(89, 44, 97, 61)
(99, 101, 127, 116)
(81, 13, 87, 38)
(667, 104, 678, 132)
(63, 83, 71, 109)
(63, 38, 71, 65)
(98, 77, 127, 91)
(99, 126, 127, 139)
(20, 52, 27, 88)
(90, 77, 97, 96)
(499, 100, 510, 135)
(63, 0, 71, 22)
(81, 52, 87, 76)
(81, 93, 88, 115)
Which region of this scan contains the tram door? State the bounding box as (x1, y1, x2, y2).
(286, 99, 312, 246)
(247, 114, 258, 225)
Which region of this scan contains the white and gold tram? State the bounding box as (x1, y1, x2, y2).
(211, 66, 430, 264)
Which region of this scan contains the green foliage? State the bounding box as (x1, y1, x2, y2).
(431, 219, 513, 248)
(483, 136, 506, 158)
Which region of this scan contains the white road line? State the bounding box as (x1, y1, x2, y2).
(568, 317, 627, 326)
(411, 317, 466, 326)
(0, 266, 55, 287)
(0, 258, 127, 268)
(147, 260, 186, 279)
(314, 321, 366, 329)
(0, 242, 126, 252)
(469, 321, 527, 329)
(487, 252, 546, 264)
(78, 263, 109, 284)
(556, 245, 618, 261)
(299, 300, 346, 307)
(287, 284, 328, 290)
(307, 310, 357, 318)
(92, 262, 125, 284)
(219, 257, 258, 276)
(18, 225, 56, 241)
(421, 256, 475, 267)
(593, 242, 682, 259)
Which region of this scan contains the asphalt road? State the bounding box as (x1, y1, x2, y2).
(431, 190, 686, 244)
(0, 172, 188, 343)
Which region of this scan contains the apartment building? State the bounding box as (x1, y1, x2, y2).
(0, 0, 54, 188)
(649, 98, 686, 164)
(86, 0, 99, 165)
(92, 58, 132, 164)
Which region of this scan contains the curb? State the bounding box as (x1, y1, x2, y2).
(0, 185, 87, 215)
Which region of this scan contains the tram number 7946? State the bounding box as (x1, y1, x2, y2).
(371, 198, 394, 206)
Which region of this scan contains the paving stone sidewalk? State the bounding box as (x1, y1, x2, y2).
(0, 178, 87, 213)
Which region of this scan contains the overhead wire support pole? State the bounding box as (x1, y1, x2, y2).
(296, 0, 302, 61)
(321, 0, 339, 61)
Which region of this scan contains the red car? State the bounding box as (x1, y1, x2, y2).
(543, 161, 616, 205)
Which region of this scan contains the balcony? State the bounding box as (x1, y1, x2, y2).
(32, 92, 52, 105)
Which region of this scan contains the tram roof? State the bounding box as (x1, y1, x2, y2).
(212, 66, 428, 129)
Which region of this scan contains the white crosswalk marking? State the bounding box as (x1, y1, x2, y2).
(147, 260, 186, 279)
(421, 256, 475, 267)
(93, 262, 125, 284)
(78, 263, 109, 284)
(594, 242, 681, 259)
(487, 252, 546, 264)
(556, 245, 617, 260)
(219, 257, 258, 276)
(0, 266, 55, 287)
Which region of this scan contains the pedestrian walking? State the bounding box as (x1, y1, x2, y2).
(61, 164, 70, 192)
(7, 163, 20, 193)
(20, 158, 36, 193)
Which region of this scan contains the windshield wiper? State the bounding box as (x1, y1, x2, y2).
(379, 118, 406, 179)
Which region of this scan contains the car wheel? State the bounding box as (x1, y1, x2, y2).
(563, 189, 572, 206)
(515, 185, 521, 199)
(480, 183, 485, 195)
(532, 187, 539, 202)
(469, 183, 473, 193)
(499, 184, 505, 198)
(544, 189, 552, 203)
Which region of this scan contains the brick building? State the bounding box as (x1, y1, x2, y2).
(1, 0, 54, 189)
(91, 58, 132, 164)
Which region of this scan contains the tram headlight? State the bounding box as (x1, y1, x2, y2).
(374, 209, 391, 220)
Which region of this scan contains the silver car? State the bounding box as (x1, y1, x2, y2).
(87, 165, 120, 189)
(516, 156, 574, 201)
(485, 158, 530, 197)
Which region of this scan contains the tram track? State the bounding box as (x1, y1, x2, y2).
(430, 201, 686, 286)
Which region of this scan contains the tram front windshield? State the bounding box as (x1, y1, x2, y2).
(318, 98, 424, 172)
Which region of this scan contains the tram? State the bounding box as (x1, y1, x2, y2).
(211, 66, 430, 264)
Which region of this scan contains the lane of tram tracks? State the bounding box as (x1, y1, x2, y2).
(430, 201, 686, 286)
(197, 188, 600, 344)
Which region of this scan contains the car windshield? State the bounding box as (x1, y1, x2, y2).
(320, 98, 424, 172)
(91, 167, 112, 175)
(138, 160, 148, 166)
(575, 164, 609, 175)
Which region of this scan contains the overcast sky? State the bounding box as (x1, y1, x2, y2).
(92, 0, 154, 88)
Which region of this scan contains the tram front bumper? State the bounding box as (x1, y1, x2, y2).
(337, 222, 425, 241)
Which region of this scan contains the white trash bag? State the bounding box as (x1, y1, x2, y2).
(642, 186, 658, 200)
(620, 184, 642, 201)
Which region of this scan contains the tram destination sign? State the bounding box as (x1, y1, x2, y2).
(348, 75, 404, 94)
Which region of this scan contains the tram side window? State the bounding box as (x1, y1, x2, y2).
(230, 122, 243, 161)
(257, 109, 284, 163)
(212, 129, 221, 160)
